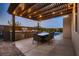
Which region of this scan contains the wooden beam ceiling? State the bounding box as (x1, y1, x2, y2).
(8, 3, 76, 21)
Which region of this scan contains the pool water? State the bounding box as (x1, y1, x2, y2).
(54, 32, 61, 36)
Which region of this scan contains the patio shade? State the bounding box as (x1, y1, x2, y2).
(8, 3, 76, 21)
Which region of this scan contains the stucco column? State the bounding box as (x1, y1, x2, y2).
(72, 3, 76, 32)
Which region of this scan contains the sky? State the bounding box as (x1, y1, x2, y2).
(0, 3, 63, 28)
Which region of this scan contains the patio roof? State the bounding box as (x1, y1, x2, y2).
(8, 3, 76, 21)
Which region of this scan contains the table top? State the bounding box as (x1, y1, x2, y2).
(37, 32, 49, 36)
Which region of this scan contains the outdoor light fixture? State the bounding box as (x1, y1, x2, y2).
(50, 4, 54, 6)
(29, 15, 31, 18)
(68, 5, 71, 8)
(13, 4, 25, 15)
(68, 3, 73, 9)
(68, 4, 71, 8)
(52, 12, 55, 14)
(13, 11, 16, 15)
(19, 3, 25, 11)
(20, 14, 22, 16)
(39, 14, 42, 18)
(60, 12, 63, 14)
(34, 12, 36, 14)
(28, 8, 31, 13)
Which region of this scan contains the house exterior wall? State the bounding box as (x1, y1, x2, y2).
(63, 15, 71, 39)
(71, 4, 79, 55)
(63, 4, 79, 55)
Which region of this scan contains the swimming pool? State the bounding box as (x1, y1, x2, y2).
(54, 32, 61, 36)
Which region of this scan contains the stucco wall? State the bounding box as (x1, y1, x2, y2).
(63, 4, 79, 55)
(72, 32, 79, 55)
(71, 4, 79, 55)
(63, 15, 71, 39)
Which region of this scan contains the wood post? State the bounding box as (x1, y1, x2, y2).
(12, 15, 15, 41)
(37, 21, 40, 32)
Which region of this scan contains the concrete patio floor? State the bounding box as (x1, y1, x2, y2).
(15, 33, 75, 56)
(0, 41, 24, 56)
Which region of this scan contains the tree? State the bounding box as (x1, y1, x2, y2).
(8, 20, 22, 30)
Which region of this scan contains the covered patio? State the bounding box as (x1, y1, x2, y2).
(8, 3, 76, 41)
(3, 3, 76, 56)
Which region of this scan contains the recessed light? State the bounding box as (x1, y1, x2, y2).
(13, 11, 16, 14)
(19, 4, 25, 11)
(29, 16, 31, 18)
(28, 8, 31, 13)
(52, 12, 55, 14)
(39, 15, 42, 18)
(68, 3, 72, 8)
(50, 4, 54, 6)
(34, 12, 36, 14)
(60, 12, 63, 14)
(68, 4, 71, 8)
(68, 5, 70, 8)
(20, 14, 22, 16)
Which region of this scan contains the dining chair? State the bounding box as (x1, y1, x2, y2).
(32, 33, 41, 45)
(46, 32, 54, 44)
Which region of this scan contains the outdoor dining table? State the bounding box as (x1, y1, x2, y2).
(37, 32, 50, 43)
(37, 32, 49, 36)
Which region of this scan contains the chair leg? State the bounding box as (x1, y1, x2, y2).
(32, 39, 35, 44)
(48, 39, 52, 45)
(35, 41, 38, 46)
(37, 40, 39, 46)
